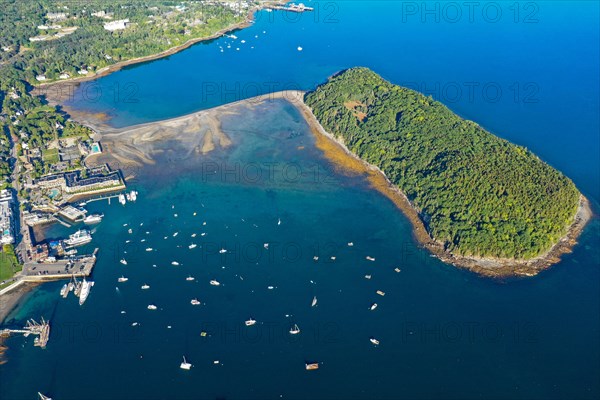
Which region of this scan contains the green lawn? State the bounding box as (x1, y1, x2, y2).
(42, 148, 60, 164)
(0, 244, 21, 283)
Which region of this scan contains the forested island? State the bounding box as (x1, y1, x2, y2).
(304, 68, 588, 274)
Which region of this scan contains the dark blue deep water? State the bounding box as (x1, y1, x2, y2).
(2, 2, 599, 399)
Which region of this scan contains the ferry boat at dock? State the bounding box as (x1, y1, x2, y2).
(64, 229, 92, 248)
(83, 213, 104, 224)
(79, 278, 94, 305)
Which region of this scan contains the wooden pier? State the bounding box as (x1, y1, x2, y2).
(79, 192, 124, 206)
(1, 318, 50, 348)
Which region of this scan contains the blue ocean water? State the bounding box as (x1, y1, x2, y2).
(2, 2, 599, 399)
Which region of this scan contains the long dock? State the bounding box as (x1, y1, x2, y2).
(0, 318, 50, 348)
(79, 192, 124, 205)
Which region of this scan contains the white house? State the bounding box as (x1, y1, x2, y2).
(103, 19, 130, 31)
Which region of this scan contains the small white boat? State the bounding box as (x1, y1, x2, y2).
(128, 228, 132, 234)
(219, 248, 227, 254)
(289, 324, 301, 334)
(191, 233, 197, 238)
(131, 322, 139, 326)
(188, 244, 197, 249)
(376, 290, 385, 296)
(347, 242, 354, 246)
(60, 284, 69, 298)
(365, 275, 372, 280)
(120, 259, 128, 265)
(171, 261, 180, 266)
(330, 256, 336, 261)
(264, 243, 269, 249)
(118, 276, 128, 283)
(190, 299, 201, 305)
(267, 286, 274, 290)
(147, 304, 157, 310)
(210, 280, 220, 286)
(245, 318, 256, 326)
(180, 356, 192, 370)
(141, 284, 150, 290)
(394, 267, 401, 273)
(38, 392, 52, 400)
(370, 303, 378, 311)
(370, 337, 380, 345)
(173, 232, 178, 237)
(366, 256, 376, 261)
(313, 256, 319, 261)
(311, 296, 317, 307)
(297, 46, 303, 51)
(186, 276, 195, 281)
(277, 218, 281, 225)
(146, 248, 153, 252)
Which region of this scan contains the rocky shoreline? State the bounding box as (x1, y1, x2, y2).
(286, 91, 593, 278)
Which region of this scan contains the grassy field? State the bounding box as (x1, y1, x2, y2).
(42, 148, 60, 164)
(0, 244, 21, 284)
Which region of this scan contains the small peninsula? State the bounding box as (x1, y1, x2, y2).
(303, 68, 591, 277)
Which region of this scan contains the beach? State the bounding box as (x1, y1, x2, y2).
(0, 282, 39, 324)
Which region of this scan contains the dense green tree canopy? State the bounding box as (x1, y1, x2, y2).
(305, 68, 580, 259)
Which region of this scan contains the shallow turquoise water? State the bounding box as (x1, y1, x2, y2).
(3, 2, 599, 399)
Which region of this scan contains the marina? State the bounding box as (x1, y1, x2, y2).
(0, 4, 597, 397)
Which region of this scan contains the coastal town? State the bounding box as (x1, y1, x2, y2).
(0, 1, 598, 400)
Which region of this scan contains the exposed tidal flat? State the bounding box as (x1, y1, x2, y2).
(80, 89, 591, 278)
